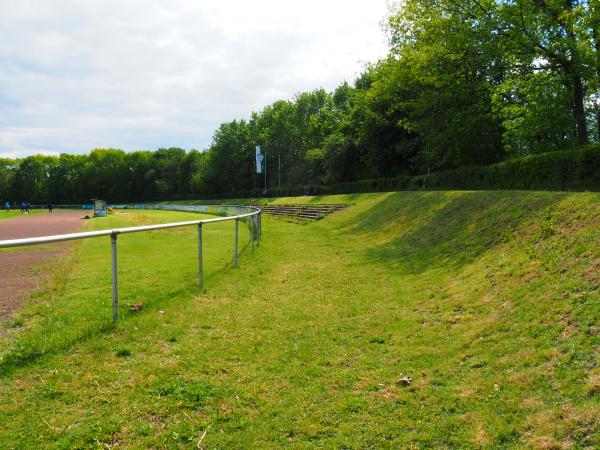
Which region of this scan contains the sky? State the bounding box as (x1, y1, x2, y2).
(0, 0, 390, 158)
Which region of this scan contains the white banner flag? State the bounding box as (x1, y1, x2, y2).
(256, 146, 264, 174)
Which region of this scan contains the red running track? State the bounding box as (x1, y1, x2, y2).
(0, 210, 86, 321)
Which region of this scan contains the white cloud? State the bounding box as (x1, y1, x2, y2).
(0, 0, 390, 158)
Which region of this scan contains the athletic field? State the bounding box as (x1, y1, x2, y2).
(0, 192, 598, 448)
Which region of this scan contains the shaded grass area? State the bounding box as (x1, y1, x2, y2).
(0, 192, 599, 448)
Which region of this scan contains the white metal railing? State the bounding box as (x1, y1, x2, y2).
(0, 205, 262, 323)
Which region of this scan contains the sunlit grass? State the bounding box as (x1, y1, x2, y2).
(0, 209, 43, 220)
(0, 192, 598, 448)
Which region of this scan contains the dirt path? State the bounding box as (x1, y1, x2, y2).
(0, 210, 87, 320)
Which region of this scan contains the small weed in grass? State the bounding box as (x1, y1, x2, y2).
(156, 378, 215, 409)
(2, 340, 43, 372)
(9, 318, 24, 328)
(116, 346, 131, 357)
(342, 397, 368, 413)
(538, 207, 557, 239)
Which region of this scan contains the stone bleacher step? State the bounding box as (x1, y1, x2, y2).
(259, 204, 347, 222)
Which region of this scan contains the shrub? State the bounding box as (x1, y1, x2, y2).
(325, 144, 600, 194)
(116, 346, 131, 357)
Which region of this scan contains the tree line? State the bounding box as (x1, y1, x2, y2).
(0, 148, 206, 203)
(2, 0, 598, 202)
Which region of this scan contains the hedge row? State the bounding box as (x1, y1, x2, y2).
(285, 144, 600, 196)
(414, 144, 600, 191)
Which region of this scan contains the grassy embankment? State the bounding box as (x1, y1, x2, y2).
(0, 191, 598, 448)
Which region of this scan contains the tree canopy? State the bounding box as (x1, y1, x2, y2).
(1, 1, 598, 202)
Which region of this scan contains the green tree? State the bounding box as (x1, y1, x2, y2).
(0, 158, 17, 202)
(493, 72, 576, 155)
(204, 120, 254, 194)
(47, 154, 87, 203)
(11, 155, 57, 202)
(126, 151, 158, 201)
(81, 149, 129, 201)
(152, 148, 186, 198)
(342, 62, 423, 176)
(389, 0, 596, 148)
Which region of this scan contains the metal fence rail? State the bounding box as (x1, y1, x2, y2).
(0, 205, 262, 323)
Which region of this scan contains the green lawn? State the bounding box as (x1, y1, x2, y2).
(0, 209, 43, 220)
(0, 191, 598, 448)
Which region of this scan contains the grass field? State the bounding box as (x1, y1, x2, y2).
(0, 209, 42, 220)
(0, 191, 599, 448)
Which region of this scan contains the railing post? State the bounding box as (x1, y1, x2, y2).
(255, 213, 258, 242)
(250, 215, 254, 254)
(255, 213, 260, 246)
(234, 218, 239, 267)
(111, 232, 119, 323)
(258, 211, 262, 242)
(198, 223, 203, 290)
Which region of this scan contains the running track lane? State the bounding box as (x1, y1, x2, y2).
(0, 210, 87, 320)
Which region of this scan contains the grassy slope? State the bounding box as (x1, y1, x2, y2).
(0, 192, 598, 448)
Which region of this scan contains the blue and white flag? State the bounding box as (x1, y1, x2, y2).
(256, 146, 265, 174)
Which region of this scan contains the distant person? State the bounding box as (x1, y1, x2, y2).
(4, 201, 9, 212)
(20, 202, 26, 214)
(26, 202, 31, 214)
(47, 203, 53, 213)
